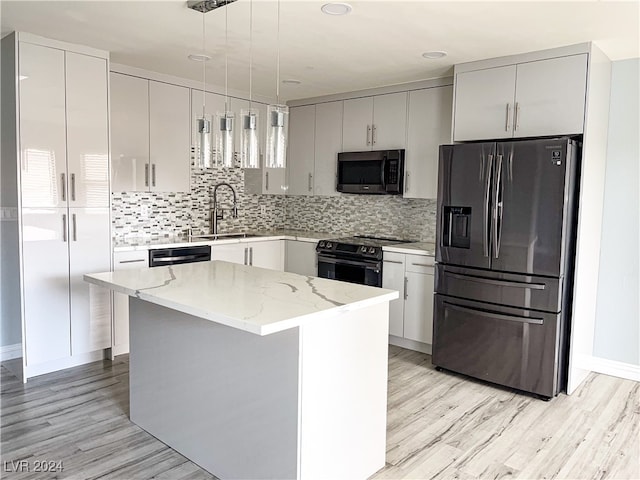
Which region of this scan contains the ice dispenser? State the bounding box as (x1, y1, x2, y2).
(442, 206, 471, 248)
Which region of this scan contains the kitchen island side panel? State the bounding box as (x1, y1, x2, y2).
(128, 298, 300, 480)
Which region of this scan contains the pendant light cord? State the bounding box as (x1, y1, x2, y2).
(276, 0, 280, 106)
(202, 11, 206, 117)
(224, 3, 229, 112)
(249, 0, 253, 108)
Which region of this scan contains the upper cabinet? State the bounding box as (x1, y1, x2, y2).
(405, 86, 453, 199)
(313, 101, 342, 197)
(111, 73, 190, 192)
(453, 54, 588, 141)
(342, 92, 407, 151)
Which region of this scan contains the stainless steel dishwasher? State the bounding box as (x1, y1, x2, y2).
(148, 245, 211, 267)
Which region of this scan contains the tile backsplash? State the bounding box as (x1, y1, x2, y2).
(111, 172, 437, 242)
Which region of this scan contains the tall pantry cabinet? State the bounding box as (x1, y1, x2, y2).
(1, 33, 112, 381)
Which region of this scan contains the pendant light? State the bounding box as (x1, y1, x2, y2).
(195, 10, 212, 168)
(214, 2, 235, 168)
(240, 0, 259, 168)
(265, 0, 289, 169)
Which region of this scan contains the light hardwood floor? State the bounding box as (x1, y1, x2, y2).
(1, 346, 638, 479)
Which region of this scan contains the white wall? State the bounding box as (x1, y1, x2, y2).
(593, 59, 640, 366)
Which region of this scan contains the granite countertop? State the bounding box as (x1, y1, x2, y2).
(382, 241, 436, 256)
(84, 261, 398, 336)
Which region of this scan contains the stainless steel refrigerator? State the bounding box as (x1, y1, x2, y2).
(433, 137, 580, 399)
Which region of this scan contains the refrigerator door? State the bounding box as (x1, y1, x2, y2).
(433, 294, 561, 398)
(436, 142, 495, 270)
(490, 138, 576, 277)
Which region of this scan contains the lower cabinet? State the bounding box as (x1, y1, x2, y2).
(212, 240, 284, 271)
(112, 249, 149, 356)
(284, 240, 318, 276)
(382, 251, 435, 353)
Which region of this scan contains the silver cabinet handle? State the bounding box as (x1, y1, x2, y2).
(404, 277, 408, 300)
(118, 259, 146, 264)
(308, 173, 313, 192)
(244, 247, 248, 265)
(366, 125, 372, 146)
(444, 301, 544, 325)
(249, 247, 253, 266)
(505, 103, 511, 132)
(71, 173, 76, 201)
(405, 171, 409, 193)
(145, 164, 149, 187)
(383, 260, 403, 264)
(514, 102, 520, 131)
(410, 262, 434, 268)
(372, 124, 376, 145)
(62, 214, 67, 242)
(72, 213, 77, 241)
(265, 171, 269, 191)
(151, 164, 156, 187)
(61, 173, 66, 201)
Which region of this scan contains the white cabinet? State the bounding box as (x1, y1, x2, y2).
(342, 92, 407, 151)
(453, 54, 588, 141)
(284, 240, 317, 276)
(287, 105, 316, 196)
(313, 101, 342, 197)
(211, 243, 246, 264)
(212, 240, 284, 270)
(111, 73, 190, 192)
(382, 252, 435, 352)
(112, 250, 149, 356)
(405, 86, 453, 199)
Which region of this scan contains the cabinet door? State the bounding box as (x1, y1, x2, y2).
(264, 168, 287, 195)
(514, 55, 587, 138)
(287, 105, 316, 196)
(18, 43, 67, 208)
(342, 96, 373, 151)
(68, 207, 112, 355)
(372, 92, 407, 150)
(314, 101, 342, 197)
(406, 86, 453, 199)
(404, 262, 435, 345)
(249, 240, 284, 271)
(65, 52, 109, 207)
(110, 73, 149, 191)
(284, 240, 317, 276)
(22, 208, 71, 365)
(453, 65, 516, 141)
(382, 253, 405, 338)
(149, 81, 190, 192)
(113, 250, 149, 356)
(211, 243, 246, 264)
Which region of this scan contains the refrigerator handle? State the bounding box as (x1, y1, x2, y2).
(483, 154, 493, 258)
(444, 301, 544, 325)
(493, 154, 504, 258)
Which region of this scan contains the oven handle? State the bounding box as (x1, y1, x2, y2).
(317, 255, 381, 269)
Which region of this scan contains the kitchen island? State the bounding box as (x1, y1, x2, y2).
(84, 261, 397, 479)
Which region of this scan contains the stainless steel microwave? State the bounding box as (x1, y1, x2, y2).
(336, 149, 405, 194)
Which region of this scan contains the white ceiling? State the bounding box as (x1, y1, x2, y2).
(2, 1, 639, 102)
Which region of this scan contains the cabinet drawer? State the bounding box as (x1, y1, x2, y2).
(382, 251, 405, 264)
(405, 254, 435, 274)
(114, 250, 148, 269)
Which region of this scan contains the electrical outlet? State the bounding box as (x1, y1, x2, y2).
(140, 205, 150, 217)
(260, 205, 267, 215)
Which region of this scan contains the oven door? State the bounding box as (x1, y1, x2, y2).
(317, 254, 382, 287)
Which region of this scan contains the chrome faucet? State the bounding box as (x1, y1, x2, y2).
(210, 182, 238, 235)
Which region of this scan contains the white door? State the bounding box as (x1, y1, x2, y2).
(382, 253, 405, 338)
(21, 208, 71, 366)
(514, 55, 588, 138)
(287, 105, 316, 196)
(405, 86, 453, 199)
(149, 80, 191, 192)
(404, 264, 435, 345)
(372, 92, 407, 150)
(453, 65, 516, 141)
(342, 96, 373, 151)
(110, 73, 149, 191)
(314, 101, 342, 197)
(68, 207, 112, 355)
(249, 240, 284, 271)
(18, 43, 67, 208)
(284, 240, 317, 276)
(65, 52, 109, 207)
(211, 243, 246, 264)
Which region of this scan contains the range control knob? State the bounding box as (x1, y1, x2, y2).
(326, 242, 332, 249)
(319, 241, 325, 248)
(361, 246, 367, 253)
(368, 247, 376, 254)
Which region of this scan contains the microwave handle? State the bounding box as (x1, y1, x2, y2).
(380, 155, 387, 188)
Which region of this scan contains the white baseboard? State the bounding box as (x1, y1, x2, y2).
(0, 343, 22, 361)
(389, 335, 432, 355)
(588, 356, 640, 382)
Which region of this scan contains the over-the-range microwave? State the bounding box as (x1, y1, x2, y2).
(336, 149, 405, 194)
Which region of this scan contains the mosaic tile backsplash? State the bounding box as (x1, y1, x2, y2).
(111, 170, 437, 242)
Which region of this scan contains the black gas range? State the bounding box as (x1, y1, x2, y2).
(316, 235, 410, 287)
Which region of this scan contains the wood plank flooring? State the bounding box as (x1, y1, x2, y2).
(1, 346, 638, 479)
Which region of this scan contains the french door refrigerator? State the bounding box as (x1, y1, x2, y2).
(433, 137, 580, 399)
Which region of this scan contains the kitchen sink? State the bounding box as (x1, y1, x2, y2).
(188, 232, 265, 241)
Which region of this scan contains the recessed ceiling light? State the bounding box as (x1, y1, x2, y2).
(422, 51, 447, 59)
(188, 53, 212, 62)
(321, 2, 352, 15)
(282, 79, 302, 85)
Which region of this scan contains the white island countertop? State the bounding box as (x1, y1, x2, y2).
(84, 261, 398, 336)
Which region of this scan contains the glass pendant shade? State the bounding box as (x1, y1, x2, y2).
(240, 109, 260, 168)
(265, 104, 289, 168)
(196, 115, 212, 168)
(215, 112, 235, 168)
